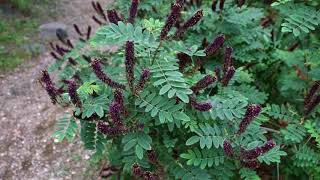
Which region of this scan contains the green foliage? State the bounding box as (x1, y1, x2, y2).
(257, 146, 287, 165)
(186, 123, 224, 149)
(239, 168, 260, 180)
(305, 120, 320, 148)
(280, 124, 306, 144)
(122, 132, 152, 160)
(52, 115, 78, 142)
(45, 0, 320, 179)
(168, 163, 211, 180)
(135, 90, 190, 124)
(180, 148, 224, 169)
(277, 3, 320, 36)
(80, 121, 107, 154)
(151, 58, 193, 103)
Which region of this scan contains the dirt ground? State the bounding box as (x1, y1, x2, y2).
(0, 0, 113, 179)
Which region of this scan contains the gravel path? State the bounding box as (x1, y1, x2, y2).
(0, 0, 113, 179)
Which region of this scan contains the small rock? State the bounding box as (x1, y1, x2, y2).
(39, 22, 68, 41)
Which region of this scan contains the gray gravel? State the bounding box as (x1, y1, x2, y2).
(0, 0, 113, 179)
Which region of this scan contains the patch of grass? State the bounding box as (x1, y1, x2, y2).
(0, 0, 52, 72)
(10, 0, 31, 13)
(0, 18, 39, 71)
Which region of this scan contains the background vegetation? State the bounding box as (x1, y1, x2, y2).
(0, 0, 51, 71)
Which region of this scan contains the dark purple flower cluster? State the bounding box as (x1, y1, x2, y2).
(73, 24, 83, 36)
(135, 69, 151, 95)
(132, 163, 143, 177)
(82, 55, 92, 63)
(214, 66, 221, 81)
(109, 101, 122, 126)
(304, 80, 320, 115)
(204, 34, 225, 56)
(223, 140, 233, 157)
(67, 80, 82, 107)
(237, 0, 245, 7)
(190, 98, 212, 111)
(68, 58, 77, 66)
(73, 24, 92, 41)
(128, 0, 139, 24)
(107, 9, 123, 25)
(92, 1, 107, 25)
(238, 104, 262, 134)
(221, 66, 235, 86)
(191, 75, 216, 94)
(240, 160, 260, 169)
(219, 0, 225, 10)
(143, 171, 159, 180)
(223, 46, 233, 74)
(98, 120, 127, 136)
(174, 10, 203, 39)
(147, 150, 158, 164)
(91, 59, 126, 89)
(219, 46, 235, 86)
(125, 41, 135, 91)
(132, 163, 159, 180)
(211, 0, 218, 12)
(39, 70, 61, 104)
(160, 2, 184, 40)
(114, 89, 127, 115)
(241, 140, 276, 160)
(177, 53, 192, 72)
(56, 30, 73, 48)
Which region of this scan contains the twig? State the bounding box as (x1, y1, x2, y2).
(260, 126, 280, 134)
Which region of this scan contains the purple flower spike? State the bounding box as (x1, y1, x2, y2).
(214, 66, 221, 81)
(91, 59, 126, 89)
(223, 140, 233, 157)
(305, 95, 320, 115)
(160, 2, 184, 40)
(40, 70, 59, 104)
(98, 121, 122, 136)
(125, 41, 135, 91)
(191, 75, 216, 94)
(177, 53, 192, 72)
(242, 140, 276, 160)
(223, 46, 233, 74)
(147, 150, 158, 164)
(238, 104, 262, 134)
(241, 160, 260, 169)
(305, 80, 320, 106)
(132, 163, 143, 177)
(109, 101, 122, 125)
(135, 69, 151, 95)
(219, 0, 225, 10)
(190, 98, 212, 111)
(50, 51, 60, 60)
(212, 0, 217, 12)
(128, 0, 139, 24)
(114, 89, 127, 115)
(107, 9, 122, 25)
(204, 34, 225, 56)
(221, 66, 235, 86)
(67, 80, 82, 107)
(174, 9, 203, 39)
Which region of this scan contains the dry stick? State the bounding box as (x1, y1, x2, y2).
(260, 126, 280, 134)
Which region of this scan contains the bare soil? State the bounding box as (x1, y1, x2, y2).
(0, 0, 113, 179)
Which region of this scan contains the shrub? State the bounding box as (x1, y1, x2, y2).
(42, 0, 320, 179)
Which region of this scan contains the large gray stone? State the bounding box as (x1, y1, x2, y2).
(39, 22, 68, 41)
